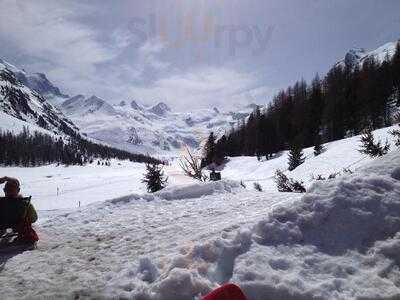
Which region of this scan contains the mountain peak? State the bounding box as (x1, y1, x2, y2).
(130, 100, 142, 110)
(17, 71, 69, 99)
(336, 40, 398, 68)
(344, 48, 367, 67)
(87, 95, 103, 102)
(62, 94, 116, 116)
(246, 103, 260, 111)
(33, 72, 48, 80)
(149, 102, 171, 116)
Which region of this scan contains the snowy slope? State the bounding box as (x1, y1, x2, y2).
(0, 111, 54, 136)
(222, 125, 398, 192)
(61, 96, 253, 155)
(1, 128, 400, 299)
(0, 58, 79, 137)
(335, 40, 399, 68)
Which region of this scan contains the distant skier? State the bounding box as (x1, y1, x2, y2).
(0, 177, 39, 245)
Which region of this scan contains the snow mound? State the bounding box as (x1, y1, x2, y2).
(111, 150, 400, 299)
(254, 164, 400, 255)
(156, 180, 240, 201)
(109, 180, 241, 204)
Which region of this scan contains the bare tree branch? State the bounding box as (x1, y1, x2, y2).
(179, 147, 207, 182)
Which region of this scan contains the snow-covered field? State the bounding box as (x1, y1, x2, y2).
(0, 160, 148, 212)
(1, 126, 400, 299)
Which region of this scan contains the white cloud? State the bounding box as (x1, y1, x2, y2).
(0, 1, 274, 110)
(0, 0, 116, 94)
(137, 38, 170, 72)
(125, 66, 273, 110)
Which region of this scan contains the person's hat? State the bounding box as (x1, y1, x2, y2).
(4, 178, 20, 190)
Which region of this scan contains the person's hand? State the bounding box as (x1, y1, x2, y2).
(0, 177, 9, 184)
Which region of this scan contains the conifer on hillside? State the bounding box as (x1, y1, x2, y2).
(288, 142, 305, 171)
(313, 134, 324, 156)
(359, 127, 390, 157)
(142, 163, 168, 193)
(214, 42, 400, 160)
(202, 132, 216, 167)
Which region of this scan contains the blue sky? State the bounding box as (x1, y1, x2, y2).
(0, 0, 399, 110)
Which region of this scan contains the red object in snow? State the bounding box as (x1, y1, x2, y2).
(15, 218, 39, 242)
(203, 284, 247, 300)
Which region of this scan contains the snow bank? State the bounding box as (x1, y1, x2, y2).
(105, 150, 400, 299)
(156, 180, 240, 201)
(110, 180, 241, 204)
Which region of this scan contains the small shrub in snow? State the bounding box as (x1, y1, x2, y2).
(359, 127, 390, 157)
(314, 174, 326, 181)
(391, 128, 400, 147)
(142, 163, 168, 193)
(253, 182, 263, 192)
(343, 168, 354, 175)
(328, 172, 340, 179)
(312, 169, 353, 182)
(313, 134, 325, 156)
(391, 115, 400, 147)
(275, 170, 306, 193)
(290, 180, 306, 193)
(240, 180, 247, 189)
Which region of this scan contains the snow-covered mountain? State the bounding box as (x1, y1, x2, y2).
(0, 58, 79, 136)
(0, 57, 254, 155)
(336, 40, 399, 68)
(0, 58, 69, 106)
(61, 95, 253, 154)
(15, 72, 69, 105)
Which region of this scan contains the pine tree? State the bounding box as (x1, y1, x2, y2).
(393, 41, 400, 106)
(214, 135, 226, 164)
(391, 113, 400, 147)
(288, 142, 305, 171)
(142, 163, 168, 193)
(203, 132, 216, 166)
(359, 127, 390, 157)
(313, 134, 324, 156)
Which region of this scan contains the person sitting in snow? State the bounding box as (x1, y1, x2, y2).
(0, 176, 39, 244)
